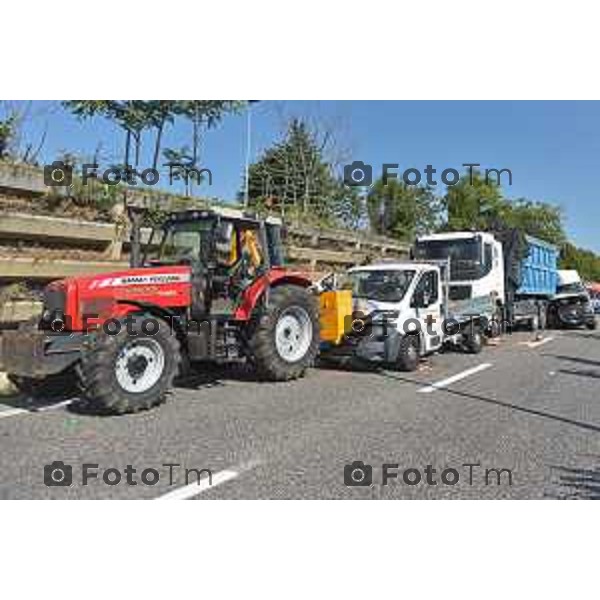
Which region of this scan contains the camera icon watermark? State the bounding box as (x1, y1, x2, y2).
(44, 461, 73, 486)
(44, 161, 73, 187)
(343, 160, 372, 187)
(344, 461, 373, 486)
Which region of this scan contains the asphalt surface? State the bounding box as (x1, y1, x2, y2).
(1, 327, 600, 499)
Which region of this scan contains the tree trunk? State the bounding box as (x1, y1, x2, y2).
(152, 118, 165, 171)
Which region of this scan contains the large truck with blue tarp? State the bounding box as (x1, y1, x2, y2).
(413, 230, 559, 331)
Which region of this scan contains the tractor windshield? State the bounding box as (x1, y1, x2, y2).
(157, 221, 214, 263)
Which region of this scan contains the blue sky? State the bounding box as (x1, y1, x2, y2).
(7, 100, 600, 252)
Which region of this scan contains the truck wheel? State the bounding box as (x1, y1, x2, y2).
(248, 285, 320, 381)
(7, 370, 79, 401)
(396, 335, 419, 372)
(79, 317, 180, 414)
(464, 329, 483, 354)
(587, 319, 597, 330)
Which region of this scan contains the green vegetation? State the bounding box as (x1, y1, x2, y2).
(244, 119, 361, 227)
(63, 100, 246, 173)
(561, 243, 600, 281)
(367, 179, 442, 240)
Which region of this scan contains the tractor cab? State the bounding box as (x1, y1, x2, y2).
(139, 208, 287, 315)
(143, 209, 284, 270)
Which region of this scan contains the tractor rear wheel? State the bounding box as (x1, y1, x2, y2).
(247, 285, 319, 381)
(78, 316, 180, 414)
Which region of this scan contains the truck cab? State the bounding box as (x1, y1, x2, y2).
(414, 231, 504, 303)
(548, 270, 596, 329)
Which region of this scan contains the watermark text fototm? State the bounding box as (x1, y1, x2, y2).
(43, 460, 212, 488)
(43, 161, 213, 188)
(45, 310, 505, 339)
(344, 460, 513, 487)
(343, 161, 512, 188)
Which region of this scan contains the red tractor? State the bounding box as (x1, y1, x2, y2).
(0, 208, 320, 413)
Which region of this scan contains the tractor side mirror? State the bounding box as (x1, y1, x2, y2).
(214, 222, 235, 265)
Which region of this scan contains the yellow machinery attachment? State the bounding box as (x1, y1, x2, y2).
(319, 290, 353, 345)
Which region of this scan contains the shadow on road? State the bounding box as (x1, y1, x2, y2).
(379, 370, 600, 434)
(546, 464, 600, 499)
(561, 330, 600, 339)
(559, 368, 600, 380)
(543, 354, 600, 368)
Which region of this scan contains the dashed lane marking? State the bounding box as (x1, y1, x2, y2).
(0, 407, 28, 419)
(0, 399, 74, 420)
(156, 469, 241, 500)
(524, 336, 555, 349)
(418, 363, 493, 393)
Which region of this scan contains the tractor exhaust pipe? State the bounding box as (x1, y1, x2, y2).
(128, 206, 144, 268)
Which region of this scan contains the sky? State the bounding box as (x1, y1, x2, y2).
(6, 100, 600, 252)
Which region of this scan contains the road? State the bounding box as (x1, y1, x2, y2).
(1, 328, 599, 499)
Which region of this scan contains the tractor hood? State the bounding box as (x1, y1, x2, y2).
(71, 265, 192, 293)
(44, 265, 193, 331)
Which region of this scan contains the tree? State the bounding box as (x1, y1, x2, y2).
(444, 170, 505, 231)
(0, 101, 47, 164)
(367, 178, 442, 240)
(0, 113, 16, 160)
(244, 118, 359, 225)
(560, 243, 600, 282)
(501, 198, 566, 246)
(64, 100, 246, 175)
(443, 170, 566, 246)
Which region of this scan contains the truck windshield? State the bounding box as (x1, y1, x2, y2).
(557, 282, 586, 295)
(347, 270, 415, 303)
(414, 238, 483, 280)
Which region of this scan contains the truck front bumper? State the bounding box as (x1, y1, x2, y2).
(320, 325, 400, 365)
(557, 309, 596, 328)
(0, 328, 83, 377)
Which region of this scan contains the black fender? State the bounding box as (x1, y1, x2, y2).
(115, 300, 184, 335)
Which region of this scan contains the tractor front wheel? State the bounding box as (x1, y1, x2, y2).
(247, 285, 320, 381)
(78, 316, 180, 414)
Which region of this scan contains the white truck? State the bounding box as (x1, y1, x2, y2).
(321, 261, 486, 371)
(414, 230, 559, 331)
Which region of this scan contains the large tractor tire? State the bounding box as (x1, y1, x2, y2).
(78, 316, 180, 414)
(247, 285, 320, 381)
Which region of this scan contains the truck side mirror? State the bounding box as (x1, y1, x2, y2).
(412, 289, 431, 308)
(412, 290, 424, 308)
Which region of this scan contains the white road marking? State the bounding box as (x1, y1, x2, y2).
(156, 469, 240, 500)
(0, 407, 28, 419)
(418, 363, 493, 393)
(0, 399, 74, 419)
(35, 399, 74, 412)
(526, 336, 554, 349)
